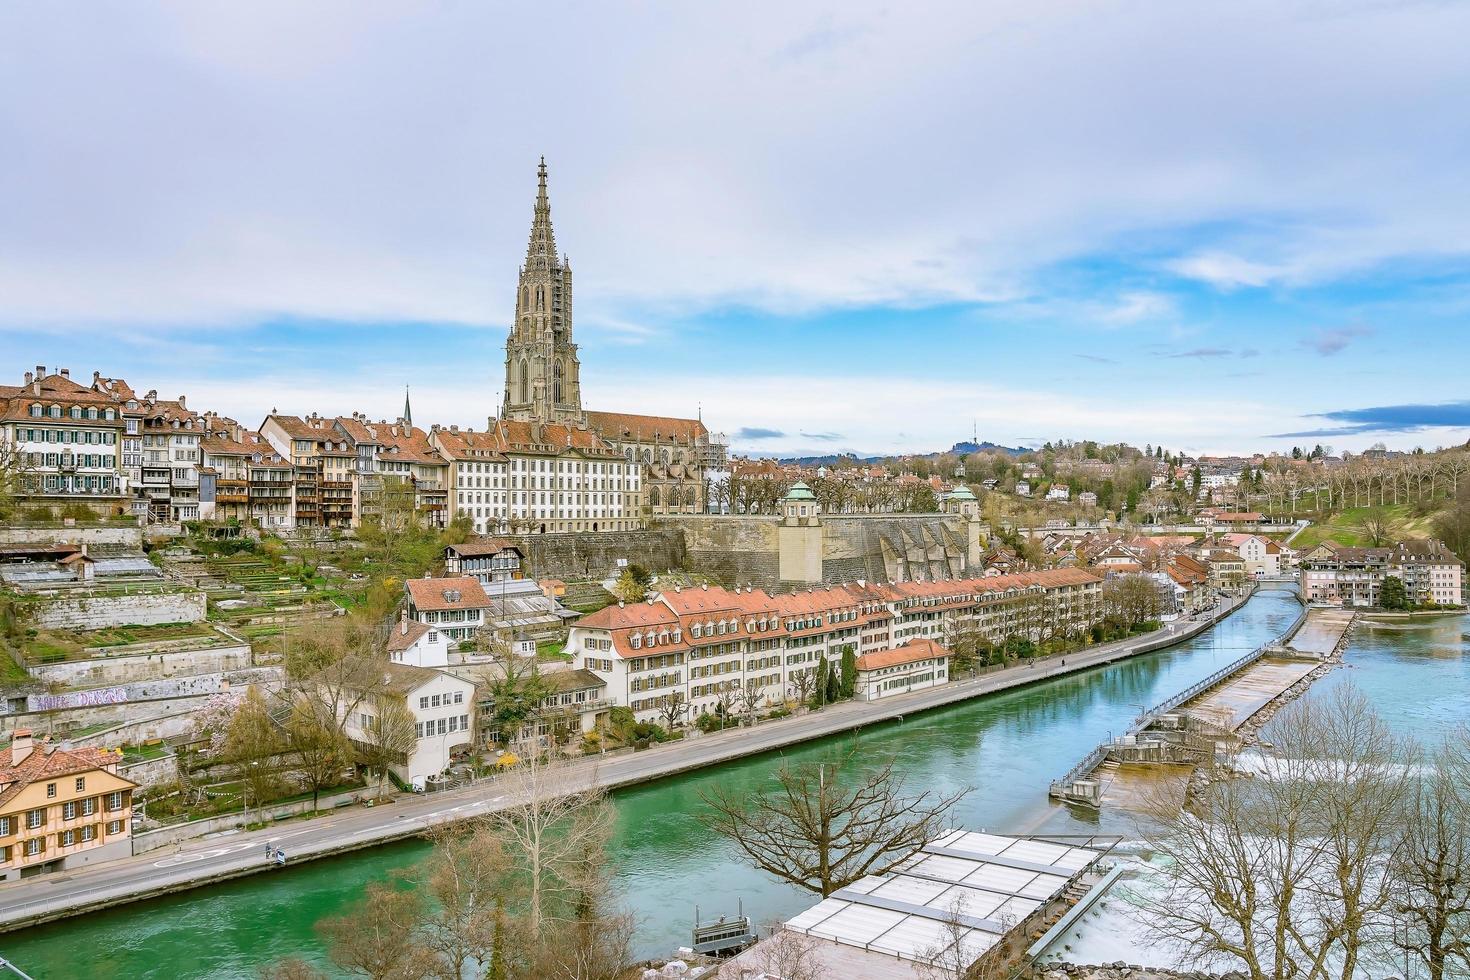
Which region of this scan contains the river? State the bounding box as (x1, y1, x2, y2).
(11, 588, 1447, 978)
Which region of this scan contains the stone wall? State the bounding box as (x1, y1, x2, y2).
(118, 754, 180, 788)
(664, 516, 781, 587)
(28, 589, 206, 630)
(0, 525, 143, 549)
(0, 686, 259, 745)
(27, 642, 252, 688)
(662, 513, 987, 588)
(506, 528, 686, 582)
(1032, 965, 1232, 980)
(821, 514, 980, 583)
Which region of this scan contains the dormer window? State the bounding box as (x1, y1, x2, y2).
(691, 624, 701, 639)
(630, 634, 642, 649)
(49, 405, 61, 418)
(29, 404, 40, 418)
(672, 629, 681, 643)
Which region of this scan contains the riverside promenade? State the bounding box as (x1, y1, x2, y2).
(0, 592, 1253, 933)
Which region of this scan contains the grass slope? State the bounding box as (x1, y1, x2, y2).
(1292, 504, 1443, 551)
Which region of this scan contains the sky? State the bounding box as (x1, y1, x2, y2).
(3, 1, 1469, 459)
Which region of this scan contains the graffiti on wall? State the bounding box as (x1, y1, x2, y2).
(27, 687, 129, 712)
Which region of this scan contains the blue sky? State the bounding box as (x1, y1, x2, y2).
(3, 1, 1469, 458)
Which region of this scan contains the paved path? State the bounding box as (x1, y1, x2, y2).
(0, 593, 1249, 933)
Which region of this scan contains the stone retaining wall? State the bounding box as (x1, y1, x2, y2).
(1032, 965, 1241, 980)
(28, 589, 206, 630)
(505, 528, 686, 582)
(28, 642, 252, 687)
(0, 525, 142, 548)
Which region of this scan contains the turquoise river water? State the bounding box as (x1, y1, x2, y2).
(1, 589, 1464, 978)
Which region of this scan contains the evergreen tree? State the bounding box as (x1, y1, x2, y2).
(824, 658, 841, 704)
(1380, 575, 1409, 610)
(839, 646, 857, 700)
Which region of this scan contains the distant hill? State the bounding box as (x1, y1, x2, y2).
(778, 441, 1030, 467)
(948, 440, 1028, 457)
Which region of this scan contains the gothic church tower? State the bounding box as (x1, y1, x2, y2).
(502, 159, 585, 425)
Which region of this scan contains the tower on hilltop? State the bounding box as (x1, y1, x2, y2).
(502, 158, 585, 426)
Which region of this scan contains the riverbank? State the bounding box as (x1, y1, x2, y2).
(0, 591, 1257, 934)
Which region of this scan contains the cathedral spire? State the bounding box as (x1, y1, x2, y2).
(403, 386, 412, 427)
(504, 158, 582, 425)
(526, 156, 559, 270)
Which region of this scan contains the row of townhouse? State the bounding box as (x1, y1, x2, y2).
(0, 367, 226, 524)
(0, 370, 667, 535)
(1299, 539, 1465, 607)
(565, 569, 1104, 723)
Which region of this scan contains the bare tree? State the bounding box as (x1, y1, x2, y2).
(257, 959, 328, 980)
(315, 879, 431, 979)
(724, 926, 830, 980)
(223, 686, 284, 812)
(1388, 729, 1470, 980)
(700, 749, 970, 897)
(786, 669, 816, 708)
(355, 694, 418, 799)
(1141, 683, 1412, 980)
(283, 699, 353, 808)
(485, 759, 615, 940)
(916, 894, 1014, 980)
(657, 690, 689, 731)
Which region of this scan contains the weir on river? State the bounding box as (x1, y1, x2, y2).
(10, 588, 1456, 979)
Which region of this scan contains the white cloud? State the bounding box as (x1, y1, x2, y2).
(1100, 290, 1177, 324)
(1165, 252, 1286, 290)
(2, 1, 1469, 329)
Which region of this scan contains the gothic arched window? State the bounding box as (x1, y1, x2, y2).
(649, 486, 661, 507)
(517, 359, 529, 403)
(553, 359, 565, 404)
(522, 286, 529, 310)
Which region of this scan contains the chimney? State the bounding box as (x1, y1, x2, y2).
(35, 365, 45, 379)
(178, 395, 186, 409)
(400, 609, 409, 635)
(11, 729, 33, 766)
(93, 371, 101, 384)
(23, 371, 32, 385)
(59, 368, 69, 379)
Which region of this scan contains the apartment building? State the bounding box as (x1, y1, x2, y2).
(430, 419, 641, 534)
(0, 730, 136, 881)
(0, 368, 127, 516)
(199, 428, 292, 527)
(259, 414, 360, 529)
(1300, 540, 1465, 607)
(566, 569, 1103, 723)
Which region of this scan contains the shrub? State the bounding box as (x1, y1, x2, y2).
(632, 721, 669, 743)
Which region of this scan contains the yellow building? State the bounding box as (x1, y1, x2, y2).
(0, 730, 136, 881)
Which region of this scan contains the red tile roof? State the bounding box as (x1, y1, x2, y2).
(405, 576, 491, 612)
(0, 741, 133, 809)
(856, 638, 952, 671)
